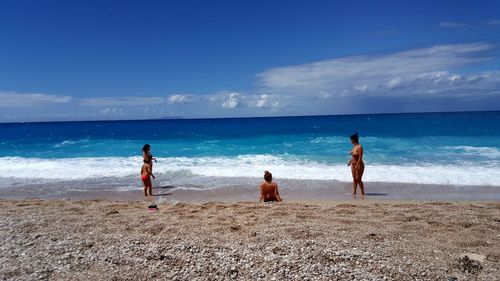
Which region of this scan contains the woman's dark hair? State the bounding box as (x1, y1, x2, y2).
(350, 132, 359, 143)
(264, 171, 272, 182)
(142, 144, 151, 153)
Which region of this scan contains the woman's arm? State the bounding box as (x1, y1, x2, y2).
(275, 184, 282, 202)
(259, 185, 264, 203)
(150, 167, 156, 179)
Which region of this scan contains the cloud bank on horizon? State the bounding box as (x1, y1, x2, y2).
(1, 42, 500, 122)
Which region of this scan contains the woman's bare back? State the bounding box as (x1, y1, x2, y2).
(260, 182, 281, 202)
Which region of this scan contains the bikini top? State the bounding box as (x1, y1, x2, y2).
(350, 145, 360, 156)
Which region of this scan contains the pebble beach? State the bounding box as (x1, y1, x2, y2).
(1, 199, 499, 280)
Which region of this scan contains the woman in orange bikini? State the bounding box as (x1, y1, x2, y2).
(142, 144, 156, 179)
(348, 132, 365, 195)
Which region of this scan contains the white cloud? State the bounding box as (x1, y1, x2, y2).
(145, 108, 157, 114)
(221, 93, 241, 109)
(80, 97, 165, 106)
(209, 96, 219, 102)
(387, 76, 403, 89)
(439, 22, 466, 28)
(448, 74, 461, 83)
(100, 107, 123, 115)
(317, 91, 333, 100)
(2, 42, 499, 121)
(251, 94, 270, 108)
(255, 95, 268, 108)
(271, 101, 282, 108)
(256, 43, 497, 100)
(246, 94, 284, 109)
(0, 91, 72, 107)
(167, 94, 192, 104)
(354, 85, 368, 92)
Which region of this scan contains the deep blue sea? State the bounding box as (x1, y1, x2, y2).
(1, 111, 499, 190)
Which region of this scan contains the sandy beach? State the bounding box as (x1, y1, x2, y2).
(1, 197, 499, 280)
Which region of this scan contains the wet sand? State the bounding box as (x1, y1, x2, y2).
(1, 180, 499, 202)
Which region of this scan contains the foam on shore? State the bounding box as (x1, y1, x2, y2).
(1, 155, 499, 186)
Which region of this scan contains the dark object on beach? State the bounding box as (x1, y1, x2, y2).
(106, 210, 119, 215)
(230, 225, 241, 231)
(458, 255, 483, 274)
(148, 204, 158, 211)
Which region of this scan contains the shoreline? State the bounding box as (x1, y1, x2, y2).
(1, 180, 499, 202)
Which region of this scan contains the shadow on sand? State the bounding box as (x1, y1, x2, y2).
(151, 185, 176, 196)
(156, 185, 177, 189)
(364, 193, 388, 196)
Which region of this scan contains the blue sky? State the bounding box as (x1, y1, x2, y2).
(1, 0, 499, 122)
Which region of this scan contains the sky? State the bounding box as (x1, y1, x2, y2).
(0, 0, 499, 122)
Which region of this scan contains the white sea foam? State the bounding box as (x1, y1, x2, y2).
(310, 136, 345, 144)
(54, 140, 76, 147)
(53, 139, 90, 148)
(0, 155, 498, 186)
(444, 146, 500, 159)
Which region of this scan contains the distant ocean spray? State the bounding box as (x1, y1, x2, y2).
(0, 111, 499, 190)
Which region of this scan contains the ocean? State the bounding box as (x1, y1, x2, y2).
(1, 111, 499, 193)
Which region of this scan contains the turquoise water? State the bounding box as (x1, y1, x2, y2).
(1, 111, 499, 188)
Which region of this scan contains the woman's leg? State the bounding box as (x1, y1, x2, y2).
(351, 166, 358, 195)
(142, 180, 148, 196)
(357, 163, 365, 195)
(358, 180, 364, 195)
(147, 178, 153, 196)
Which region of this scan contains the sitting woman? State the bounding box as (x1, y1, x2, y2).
(259, 171, 282, 203)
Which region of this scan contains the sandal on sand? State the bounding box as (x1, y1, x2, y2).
(148, 204, 158, 211)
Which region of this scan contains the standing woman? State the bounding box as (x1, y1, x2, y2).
(348, 133, 365, 195)
(142, 144, 156, 179)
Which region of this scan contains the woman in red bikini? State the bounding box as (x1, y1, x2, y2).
(141, 160, 153, 196)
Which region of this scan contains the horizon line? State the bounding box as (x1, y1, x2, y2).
(1, 109, 499, 125)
